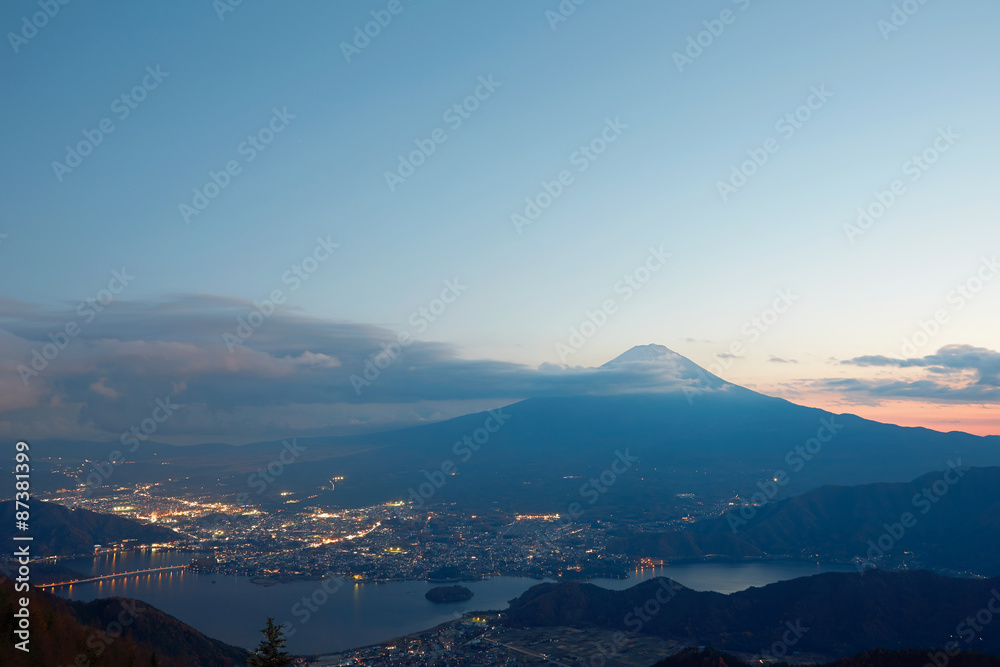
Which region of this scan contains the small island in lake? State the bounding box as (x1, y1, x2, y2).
(425, 585, 473, 603)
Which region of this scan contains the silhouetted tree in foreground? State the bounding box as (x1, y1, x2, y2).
(247, 617, 294, 667)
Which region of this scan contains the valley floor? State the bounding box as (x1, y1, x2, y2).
(303, 613, 831, 666)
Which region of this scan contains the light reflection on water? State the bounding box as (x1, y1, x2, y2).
(54, 552, 852, 654)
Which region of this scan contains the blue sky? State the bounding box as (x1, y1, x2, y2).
(2, 0, 998, 442)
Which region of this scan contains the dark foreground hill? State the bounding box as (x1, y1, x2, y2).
(0, 577, 247, 666)
(614, 465, 1000, 576)
(652, 647, 1000, 667)
(0, 499, 180, 557)
(504, 570, 1000, 659)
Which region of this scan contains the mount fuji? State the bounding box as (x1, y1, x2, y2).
(177, 344, 1000, 513)
(52, 345, 1000, 515)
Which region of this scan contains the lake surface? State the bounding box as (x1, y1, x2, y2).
(54, 551, 854, 654)
(63, 547, 200, 575)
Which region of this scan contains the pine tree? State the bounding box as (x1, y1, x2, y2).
(247, 617, 294, 667)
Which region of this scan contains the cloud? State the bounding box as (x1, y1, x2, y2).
(88, 377, 120, 399)
(0, 295, 715, 443)
(768, 356, 798, 364)
(287, 351, 341, 368)
(843, 345, 1000, 385)
(819, 345, 1000, 403)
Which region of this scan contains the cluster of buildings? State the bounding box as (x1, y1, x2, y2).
(196, 504, 634, 582)
(301, 613, 691, 666)
(53, 484, 645, 581)
(304, 615, 543, 666)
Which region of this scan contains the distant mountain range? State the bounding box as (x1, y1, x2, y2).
(16, 345, 1000, 519)
(0, 499, 180, 558)
(0, 577, 247, 666)
(504, 570, 1000, 659)
(613, 465, 1000, 576)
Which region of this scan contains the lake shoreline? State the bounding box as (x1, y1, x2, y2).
(53, 554, 858, 654)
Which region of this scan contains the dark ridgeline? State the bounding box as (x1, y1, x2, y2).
(615, 465, 1000, 576)
(505, 570, 1000, 659)
(0, 499, 180, 558)
(652, 647, 1000, 667)
(0, 576, 248, 667)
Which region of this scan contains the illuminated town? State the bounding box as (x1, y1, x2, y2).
(31, 442, 758, 587)
(43, 479, 652, 583)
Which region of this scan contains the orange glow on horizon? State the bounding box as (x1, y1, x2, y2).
(778, 390, 998, 437)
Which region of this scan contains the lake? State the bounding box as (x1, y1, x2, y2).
(54, 550, 854, 654)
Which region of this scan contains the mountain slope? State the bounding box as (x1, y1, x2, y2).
(0, 500, 180, 557)
(614, 466, 1000, 576)
(0, 577, 248, 666)
(22, 346, 1000, 516)
(505, 570, 1000, 659)
(652, 647, 1000, 667)
(261, 349, 999, 511)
